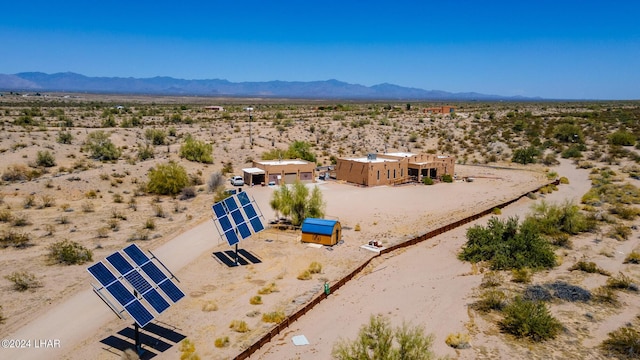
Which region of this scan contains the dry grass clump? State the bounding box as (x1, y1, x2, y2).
(297, 269, 312, 280)
(0, 209, 13, 222)
(48, 239, 93, 265)
(214, 336, 229, 348)
(308, 261, 322, 274)
(559, 176, 569, 184)
(601, 326, 640, 359)
(229, 320, 249, 333)
(0, 230, 32, 248)
(480, 271, 504, 288)
(249, 295, 262, 305)
(511, 268, 533, 283)
(354, 223, 361, 231)
(201, 301, 218, 312)
(473, 289, 506, 312)
(609, 224, 632, 241)
(606, 272, 637, 291)
(179, 338, 200, 360)
(624, 251, 640, 264)
(262, 310, 286, 323)
(592, 286, 620, 306)
(445, 332, 471, 349)
(569, 260, 611, 276)
(257, 282, 278, 295)
(5, 271, 42, 291)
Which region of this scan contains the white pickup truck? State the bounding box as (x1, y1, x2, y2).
(230, 176, 244, 186)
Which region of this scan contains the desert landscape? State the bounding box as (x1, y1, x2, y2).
(0, 93, 639, 360)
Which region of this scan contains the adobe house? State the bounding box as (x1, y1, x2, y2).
(423, 106, 455, 114)
(204, 105, 224, 111)
(242, 159, 316, 186)
(335, 152, 455, 186)
(301, 218, 341, 246)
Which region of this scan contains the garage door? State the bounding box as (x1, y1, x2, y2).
(299, 172, 312, 182)
(284, 173, 297, 184)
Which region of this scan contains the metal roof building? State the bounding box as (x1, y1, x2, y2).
(301, 218, 341, 246)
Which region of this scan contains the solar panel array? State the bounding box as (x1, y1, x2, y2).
(212, 192, 265, 246)
(87, 244, 185, 328)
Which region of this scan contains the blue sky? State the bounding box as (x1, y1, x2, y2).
(1, 1, 638, 99)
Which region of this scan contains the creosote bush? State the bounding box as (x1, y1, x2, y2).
(48, 240, 93, 265)
(262, 310, 286, 323)
(499, 297, 562, 342)
(258, 282, 278, 295)
(0, 230, 31, 248)
(214, 336, 229, 348)
(5, 271, 42, 291)
(229, 320, 249, 333)
(147, 161, 189, 195)
(249, 295, 262, 305)
(601, 327, 640, 359)
(473, 289, 506, 312)
(179, 136, 213, 163)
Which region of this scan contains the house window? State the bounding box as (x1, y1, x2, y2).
(393, 169, 396, 178)
(387, 170, 390, 179)
(401, 169, 404, 177)
(377, 170, 380, 180)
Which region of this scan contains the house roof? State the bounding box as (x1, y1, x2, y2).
(301, 218, 338, 236)
(242, 167, 266, 174)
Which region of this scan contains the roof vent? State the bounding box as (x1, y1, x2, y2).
(367, 153, 377, 161)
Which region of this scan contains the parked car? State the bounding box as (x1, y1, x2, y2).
(230, 176, 244, 186)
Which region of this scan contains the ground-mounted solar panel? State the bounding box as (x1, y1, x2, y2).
(142, 289, 170, 313)
(223, 228, 240, 246)
(124, 271, 153, 295)
(230, 208, 246, 226)
(224, 196, 239, 212)
(88, 262, 118, 287)
(141, 262, 168, 284)
(250, 216, 265, 233)
(237, 223, 252, 239)
(158, 281, 185, 303)
(212, 202, 227, 218)
(243, 203, 258, 220)
(106, 281, 136, 307)
(107, 252, 135, 275)
(123, 244, 151, 266)
(124, 300, 154, 328)
(237, 191, 251, 206)
(218, 215, 233, 232)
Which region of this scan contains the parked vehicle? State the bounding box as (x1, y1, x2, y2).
(230, 176, 244, 186)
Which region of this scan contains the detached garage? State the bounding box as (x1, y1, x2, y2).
(301, 218, 342, 246)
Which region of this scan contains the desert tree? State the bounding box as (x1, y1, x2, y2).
(270, 181, 325, 226)
(147, 161, 189, 195)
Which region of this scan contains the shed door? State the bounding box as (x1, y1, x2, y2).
(284, 173, 297, 184)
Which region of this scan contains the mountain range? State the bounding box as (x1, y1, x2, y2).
(0, 72, 540, 101)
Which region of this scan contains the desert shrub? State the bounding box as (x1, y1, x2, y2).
(57, 131, 73, 144)
(332, 314, 435, 360)
(561, 145, 583, 159)
(83, 131, 121, 161)
(249, 295, 262, 305)
(592, 286, 619, 305)
(601, 327, 640, 359)
(11, 213, 31, 226)
(459, 216, 556, 270)
(553, 123, 584, 143)
(624, 251, 640, 264)
(0, 209, 13, 222)
(207, 171, 225, 192)
(201, 301, 218, 312)
(112, 193, 123, 203)
(569, 261, 611, 276)
(609, 224, 632, 241)
(147, 161, 189, 195)
(179, 136, 213, 163)
(262, 310, 286, 323)
(606, 272, 636, 291)
(258, 282, 278, 295)
(229, 320, 249, 333)
(354, 223, 361, 231)
(422, 176, 434, 185)
(499, 297, 562, 341)
(36, 150, 56, 167)
(523, 285, 552, 302)
(559, 176, 569, 184)
(221, 162, 233, 176)
(5, 271, 42, 291)
(480, 271, 503, 288)
(441, 174, 453, 183)
(609, 130, 636, 146)
(214, 336, 229, 348)
(48, 240, 93, 265)
(297, 269, 312, 280)
(137, 143, 154, 160)
(512, 146, 540, 164)
(179, 338, 200, 360)
(308, 261, 322, 274)
(473, 289, 507, 312)
(526, 200, 590, 237)
(492, 207, 502, 215)
(445, 332, 470, 349)
(270, 181, 325, 226)
(179, 186, 196, 200)
(213, 186, 232, 203)
(144, 128, 166, 145)
(0, 231, 32, 248)
(23, 194, 36, 209)
(2, 163, 40, 181)
(40, 194, 55, 208)
(610, 205, 640, 220)
(144, 218, 156, 230)
(511, 268, 533, 283)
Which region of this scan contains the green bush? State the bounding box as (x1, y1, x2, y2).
(83, 131, 121, 161)
(526, 200, 590, 237)
(609, 130, 636, 146)
(179, 136, 213, 163)
(36, 150, 56, 167)
(147, 161, 189, 195)
(145, 128, 167, 145)
(512, 146, 540, 164)
(459, 216, 556, 270)
(569, 261, 610, 276)
(601, 327, 640, 359)
(422, 177, 434, 185)
(332, 314, 436, 360)
(511, 268, 533, 283)
(48, 240, 93, 265)
(270, 181, 325, 226)
(441, 174, 453, 183)
(137, 143, 155, 160)
(473, 289, 506, 312)
(499, 297, 562, 341)
(57, 131, 73, 144)
(5, 271, 42, 291)
(609, 224, 632, 241)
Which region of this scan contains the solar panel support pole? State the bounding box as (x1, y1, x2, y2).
(134, 290, 142, 355)
(235, 243, 239, 266)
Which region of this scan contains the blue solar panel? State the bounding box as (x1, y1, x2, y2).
(106, 252, 135, 275)
(123, 244, 150, 266)
(88, 262, 118, 287)
(142, 289, 170, 313)
(106, 281, 136, 307)
(250, 217, 265, 233)
(219, 215, 233, 232)
(125, 300, 154, 328)
(230, 209, 245, 225)
(141, 262, 168, 284)
(238, 223, 252, 239)
(224, 229, 240, 246)
(212, 202, 226, 218)
(243, 203, 258, 220)
(224, 196, 239, 212)
(158, 280, 185, 303)
(237, 192, 251, 206)
(124, 271, 153, 295)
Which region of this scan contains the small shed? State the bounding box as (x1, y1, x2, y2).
(301, 218, 341, 246)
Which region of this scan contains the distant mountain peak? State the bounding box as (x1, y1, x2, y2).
(0, 72, 540, 100)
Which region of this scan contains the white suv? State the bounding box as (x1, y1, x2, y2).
(230, 176, 244, 186)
